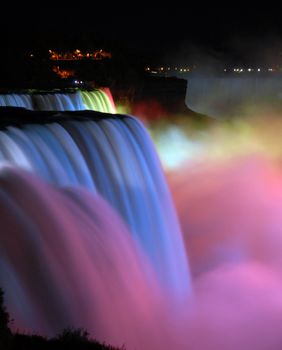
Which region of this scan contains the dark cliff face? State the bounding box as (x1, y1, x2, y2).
(132, 76, 188, 113)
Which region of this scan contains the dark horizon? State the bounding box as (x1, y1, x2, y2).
(2, 4, 282, 64)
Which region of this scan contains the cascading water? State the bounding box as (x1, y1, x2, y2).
(81, 89, 116, 113)
(32, 91, 85, 111)
(0, 167, 166, 347)
(0, 108, 191, 348)
(0, 94, 34, 109)
(0, 89, 116, 113)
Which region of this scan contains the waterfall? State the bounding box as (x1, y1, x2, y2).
(0, 89, 116, 113)
(0, 108, 191, 347)
(32, 91, 85, 111)
(81, 89, 116, 113)
(0, 94, 34, 109)
(0, 167, 162, 345)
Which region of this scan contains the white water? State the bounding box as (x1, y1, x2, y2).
(0, 90, 116, 113)
(32, 92, 85, 111)
(0, 94, 34, 109)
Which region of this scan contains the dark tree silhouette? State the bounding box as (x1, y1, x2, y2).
(0, 288, 124, 349)
(0, 289, 12, 349)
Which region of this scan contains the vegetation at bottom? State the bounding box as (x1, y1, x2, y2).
(0, 289, 125, 350)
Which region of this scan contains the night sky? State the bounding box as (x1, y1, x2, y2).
(1, 4, 282, 65)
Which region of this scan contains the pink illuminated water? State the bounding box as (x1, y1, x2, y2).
(0, 167, 169, 348)
(1, 113, 282, 349)
(168, 156, 282, 349)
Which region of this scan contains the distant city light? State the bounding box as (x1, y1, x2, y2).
(53, 66, 74, 79)
(144, 64, 280, 75)
(49, 49, 112, 61)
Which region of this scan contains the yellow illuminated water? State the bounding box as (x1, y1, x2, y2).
(147, 112, 282, 170)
